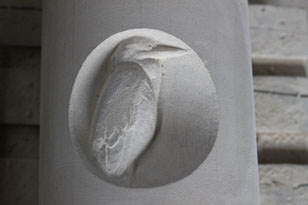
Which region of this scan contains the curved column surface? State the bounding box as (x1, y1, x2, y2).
(40, 0, 260, 204)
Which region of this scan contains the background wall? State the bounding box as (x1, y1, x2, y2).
(0, 0, 307, 204)
(249, 1, 308, 204)
(0, 0, 41, 204)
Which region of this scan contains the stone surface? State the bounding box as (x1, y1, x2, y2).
(69, 29, 219, 187)
(0, 47, 40, 125)
(41, 0, 259, 204)
(257, 132, 308, 163)
(0, 125, 39, 159)
(254, 77, 308, 163)
(254, 76, 308, 96)
(0, 9, 41, 46)
(0, 159, 38, 205)
(0, 0, 41, 9)
(249, 5, 308, 76)
(249, 0, 308, 9)
(259, 164, 308, 205)
(254, 77, 308, 133)
(249, 5, 307, 57)
(0, 125, 39, 205)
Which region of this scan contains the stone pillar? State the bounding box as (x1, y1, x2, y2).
(40, 0, 260, 204)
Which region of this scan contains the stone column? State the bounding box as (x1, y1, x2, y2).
(40, 0, 260, 204)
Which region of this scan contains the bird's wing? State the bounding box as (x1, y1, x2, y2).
(90, 63, 157, 177)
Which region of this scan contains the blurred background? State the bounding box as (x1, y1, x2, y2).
(0, 0, 307, 204)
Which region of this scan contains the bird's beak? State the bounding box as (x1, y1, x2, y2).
(138, 44, 188, 60)
(152, 44, 186, 52)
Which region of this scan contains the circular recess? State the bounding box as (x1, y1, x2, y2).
(69, 29, 219, 187)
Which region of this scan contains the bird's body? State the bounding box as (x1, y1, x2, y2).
(89, 37, 187, 178)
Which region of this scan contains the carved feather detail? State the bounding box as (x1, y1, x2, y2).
(89, 37, 187, 177)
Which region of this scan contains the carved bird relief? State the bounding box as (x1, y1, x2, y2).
(69, 29, 219, 187)
(89, 37, 188, 178)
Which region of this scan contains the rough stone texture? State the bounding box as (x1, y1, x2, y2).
(249, 5, 308, 76)
(249, 0, 308, 9)
(254, 77, 308, 164)
(0, 0, 41, 9)
(0, 1, 41, 205)
(0, 47, 40, 125)
(250, 5, 307, 56)
(0, 159, 38, 205)
(254, 76, 308, 133)
(0, 47, 40, 70)
(250, 2, 308, 201)
(254, 76, 308, 96)
(255, 91, 308, 132)
(259, 164, 308, 205)
(0, 9, 41, 46)
(257, 132, 308, 163)
(0, 125, 39, 205)
(0, 125, 39, 159)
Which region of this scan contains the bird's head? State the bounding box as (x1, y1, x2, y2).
(111, 36, 187, 64)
